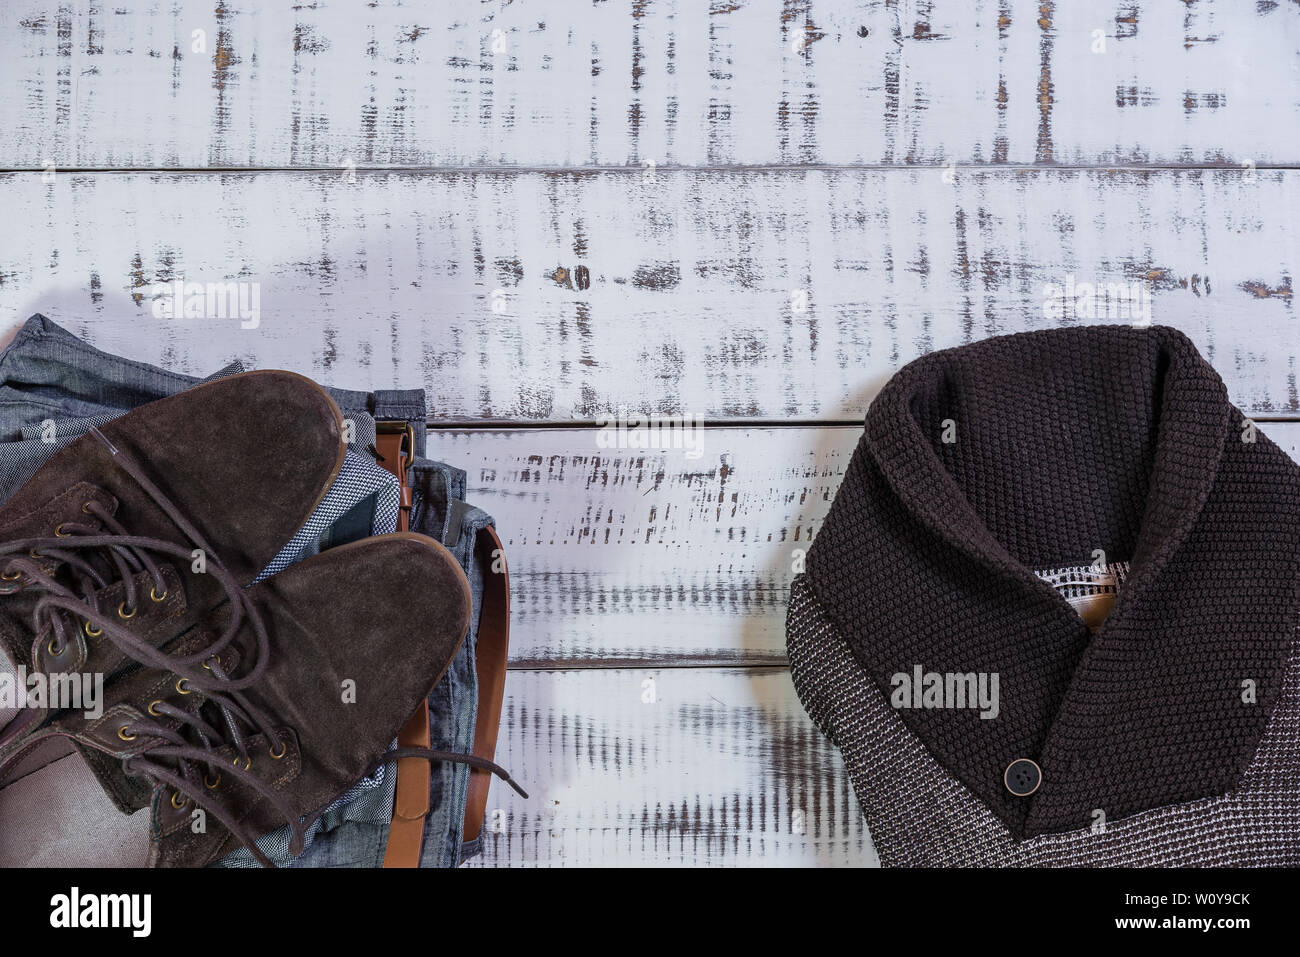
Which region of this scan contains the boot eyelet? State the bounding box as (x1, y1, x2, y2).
(84, 620, 103, 638)
(117, 602, 137, 620)
(150, 586, 168, 602)
(1, 569, 21, 581)
(46, 639, 63, 657)
(175, 678, 191, 695)
(28, 549, 42, 559)
(204, 773, 221, 789)
(233, 756, 252, 772)
(54, 524, 71, 537)
(170, 792, 187, 810)
(117, 726, 137, 742)
(81, 501, 95, 514)
(147, 699, 164, 717)
(268, 741, 287, 760)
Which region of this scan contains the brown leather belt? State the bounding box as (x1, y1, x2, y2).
(374, 423, 426, 868)
(375, 422, 510, 867)
(463, 525, 509, 846)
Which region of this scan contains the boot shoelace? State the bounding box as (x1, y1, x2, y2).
(0, 426, 527, 867)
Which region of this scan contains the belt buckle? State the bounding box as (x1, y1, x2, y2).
(376, 419, 415, 466)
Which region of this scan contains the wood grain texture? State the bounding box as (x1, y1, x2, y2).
(434, 420, 1300, 665)
(1, 168, 1296, 420)
(2, 0, 1296, 170)
(462, 667, 876, 867)
(435, 425, 847, 665)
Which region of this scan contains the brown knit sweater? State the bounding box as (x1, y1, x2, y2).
(788, 325, 1300, 865)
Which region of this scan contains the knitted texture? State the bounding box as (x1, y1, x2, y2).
(787, 575, 1300, 866)
(799, 325, 1300, 842)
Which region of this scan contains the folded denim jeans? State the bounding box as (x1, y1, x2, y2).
(0, 314, 497, 867)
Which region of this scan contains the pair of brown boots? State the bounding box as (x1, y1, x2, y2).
(0, 371, 519, 866)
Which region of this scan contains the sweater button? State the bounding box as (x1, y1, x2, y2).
(1004, 758, 1042, 796)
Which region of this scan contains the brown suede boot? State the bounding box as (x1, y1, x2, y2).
(0, 370, 346, 809)
(1, 533, 525, 867)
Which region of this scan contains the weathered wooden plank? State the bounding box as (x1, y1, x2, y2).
(463, 667, 876, 867)
(1, 0, 1296, 170)
(1, 168, 1296, 420)
(435, 425, 850, 665)
(436, 420, 1300, 665)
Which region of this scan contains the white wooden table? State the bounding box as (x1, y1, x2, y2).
(1, 0, 1296, 866)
